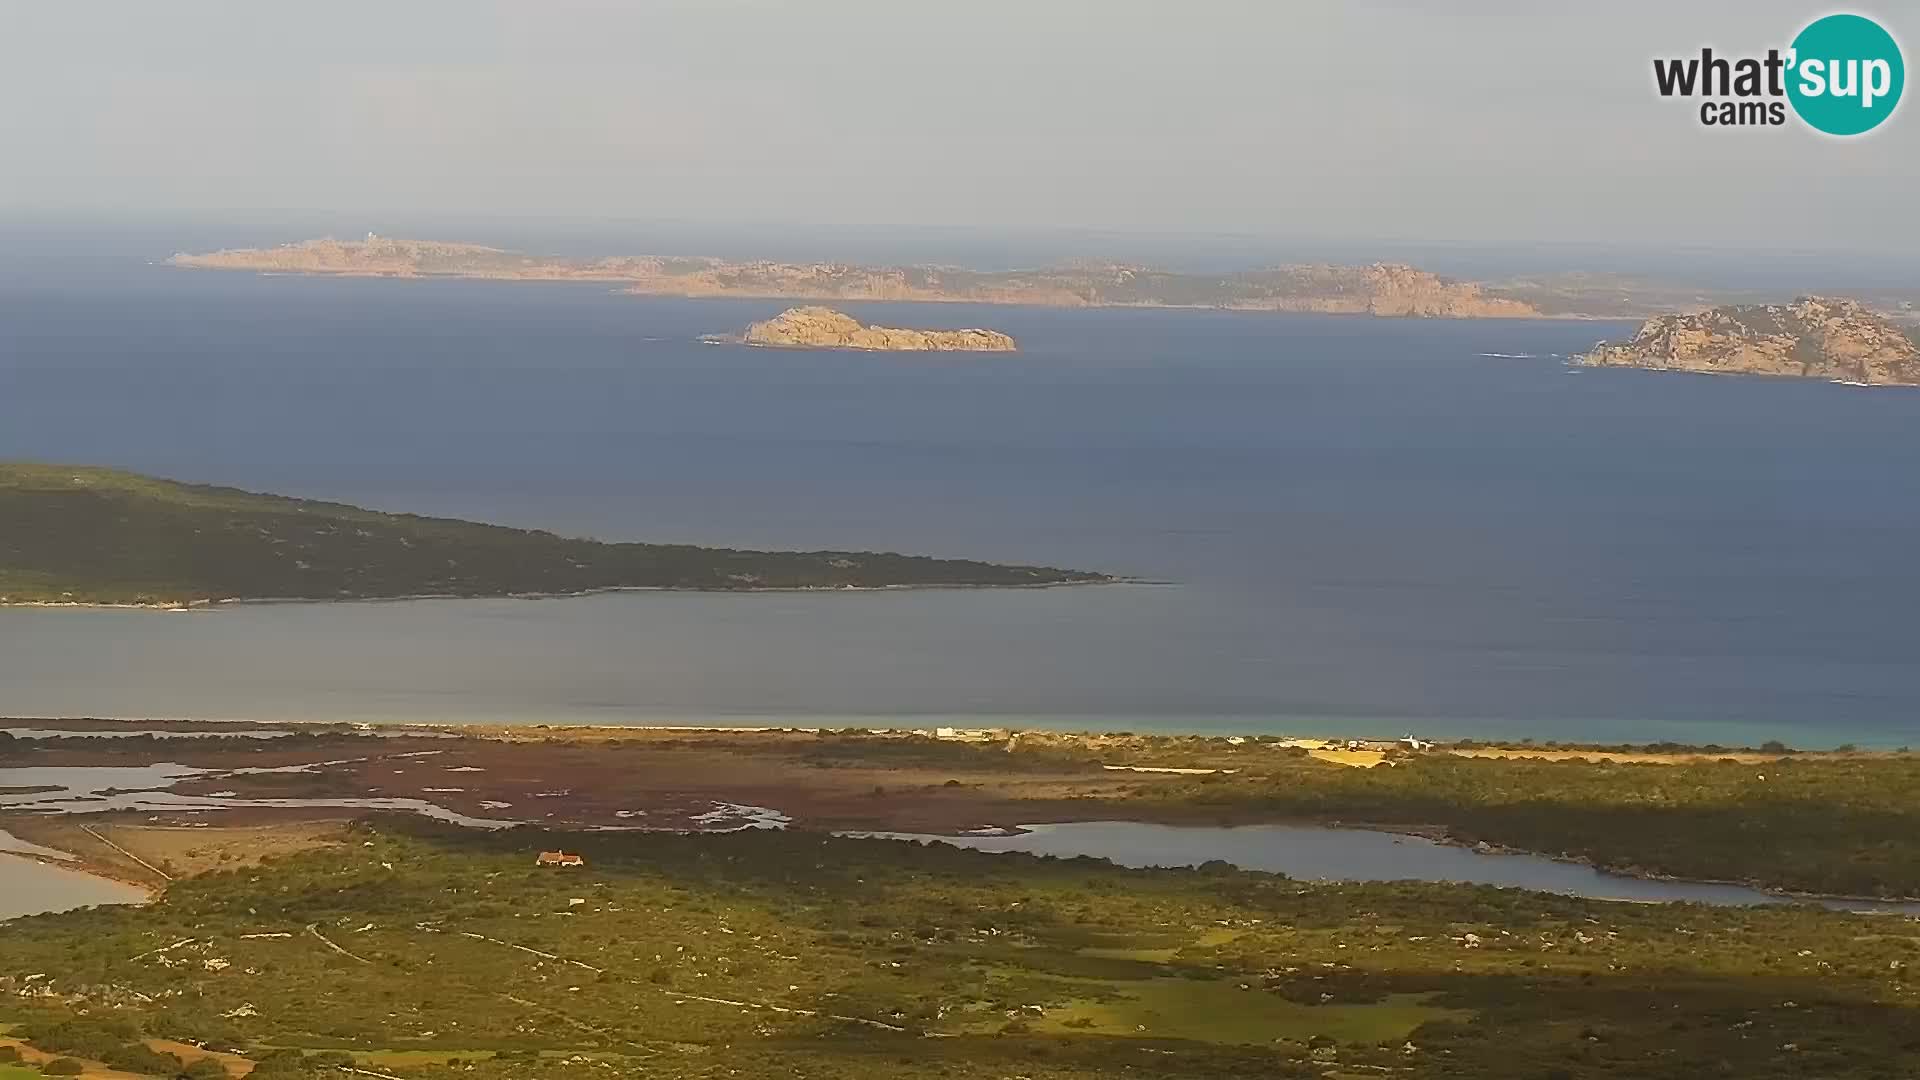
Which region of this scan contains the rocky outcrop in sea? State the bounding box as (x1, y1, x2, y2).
(1582, 297, 1920, 385)
(731, 307, 1017, 352)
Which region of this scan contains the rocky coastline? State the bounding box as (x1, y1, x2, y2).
(172, 237, 1545, 318)
(1582, 296, 1920, 385)
(720, 307, 1018, 351)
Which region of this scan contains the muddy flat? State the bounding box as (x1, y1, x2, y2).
(1, 725, 1175, 841)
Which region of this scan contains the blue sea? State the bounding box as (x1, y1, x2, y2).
(4, 251, 1920, 747)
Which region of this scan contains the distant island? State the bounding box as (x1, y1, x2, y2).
(0, 464, 1111, 606)
(171, 235, 1542, 318)
(711, 307, 1017, 351)
(1582, 297, 1920, 385)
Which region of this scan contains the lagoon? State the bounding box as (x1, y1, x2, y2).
(853, 822, 1920, 914)
(0, 833, 148, 920)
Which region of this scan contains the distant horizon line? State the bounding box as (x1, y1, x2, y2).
(4, 207, 1919, 264)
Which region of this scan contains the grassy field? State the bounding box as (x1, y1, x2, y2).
(2, 818, 1919, 1079)
(0, 463, 1106, 605)
(1002, 981, 1467, 1045)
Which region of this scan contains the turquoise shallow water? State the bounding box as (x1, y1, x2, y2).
(4, 262, 1920, 746)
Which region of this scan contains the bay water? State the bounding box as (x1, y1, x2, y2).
(5, 258, 1920, 746)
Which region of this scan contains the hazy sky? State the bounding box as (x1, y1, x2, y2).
(2, 1, 1912, 252)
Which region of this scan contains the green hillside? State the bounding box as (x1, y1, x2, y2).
(0, 464, 1107, 605)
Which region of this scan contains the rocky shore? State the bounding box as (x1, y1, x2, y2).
(171, 237, 1547, 317)
(1582, 296, 1920, 385)
(728, 307, 1017, 351)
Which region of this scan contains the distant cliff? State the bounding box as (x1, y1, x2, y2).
(730, 307, 1017, 352)
(173, 236, 526, 276)
(172, 237, 1543, 318)
(669, 259, 1537, 318)
(1582, 297, 1920, 385)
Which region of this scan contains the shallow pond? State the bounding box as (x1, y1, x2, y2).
(3, 726, 293, 739)
(0, 849, 148, 920)
(0, 826, 76, 860)
(852, 822, 1920, 914)
(0, 764, 786, 833)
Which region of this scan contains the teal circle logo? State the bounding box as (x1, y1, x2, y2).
(1787, 13, 1904, 135)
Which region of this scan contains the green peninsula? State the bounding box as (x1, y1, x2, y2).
(0, 464, 1109, 606)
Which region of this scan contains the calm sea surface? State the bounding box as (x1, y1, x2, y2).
(5, 258, 1920, 746)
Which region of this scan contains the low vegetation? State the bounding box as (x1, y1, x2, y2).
(620, 728, 1920, 899)
(627, 728, 1920, 898)
(1116, 744, 1920, 899)
(11, 1019, 225, 1078)
(771, 730, 1920, 898)
(0, 464, 1107, 605)
(2, 821, 1918, 1079)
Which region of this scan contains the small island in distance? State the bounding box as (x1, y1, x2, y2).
(1582, 296, 1920, 386)
(0, 464, 1112, 606)
(708, 307, 1017, 352)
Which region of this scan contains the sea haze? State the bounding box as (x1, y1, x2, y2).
(3, 256, 1920, 747)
